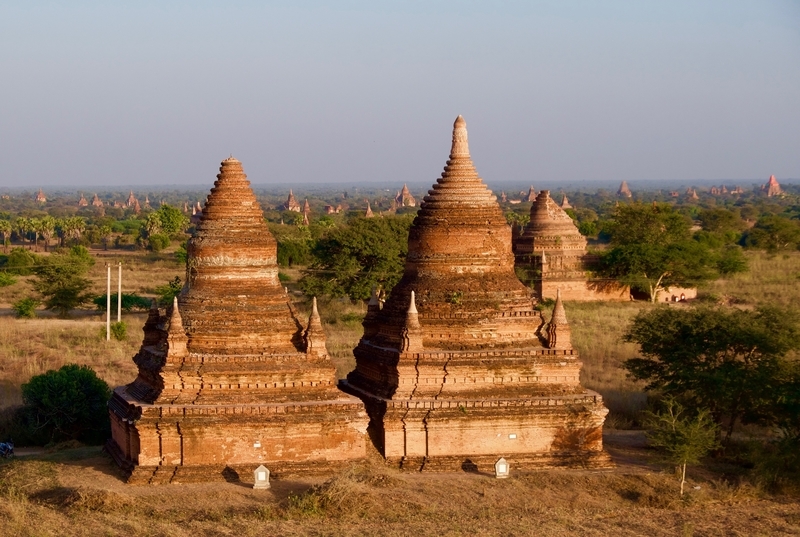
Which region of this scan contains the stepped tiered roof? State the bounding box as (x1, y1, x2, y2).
(108, 157, 366, 483)
(344, 116, 609, 471)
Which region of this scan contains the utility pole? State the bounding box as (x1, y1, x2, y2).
(117, 262, 122, 323)
(106, 264, 111, 341)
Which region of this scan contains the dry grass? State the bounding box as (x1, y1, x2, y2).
(0, 248, 184, 309)
(568, 301, 651, 427)
(0, 316, 143, 407)
(702, 250, 800, 308)
(0, 446, 798, 536)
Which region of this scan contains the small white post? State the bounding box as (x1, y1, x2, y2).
(117, 262, 122, 323)
(106, 264, 111, 341)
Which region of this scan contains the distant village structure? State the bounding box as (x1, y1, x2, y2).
(342, 117, 609, 471)
(514, 191, 629, 302)
(108, 158, 368, 483)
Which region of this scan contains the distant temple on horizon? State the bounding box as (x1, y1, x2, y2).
(762, 175, 782, 197)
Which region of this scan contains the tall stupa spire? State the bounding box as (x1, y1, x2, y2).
(450, 115, 470, 157)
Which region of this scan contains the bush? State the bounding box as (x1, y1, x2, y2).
(155, 276, 183, 306)
(4, 248, 38, 275)
(148, 233, 171, 252)
(92, 292, 152, 312)
(21, 364, 111, 445)
(110, 321, 127, 341)
(12, 297, 39, 318)
(0, 271, 17, 287)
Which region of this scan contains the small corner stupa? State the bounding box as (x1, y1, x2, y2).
(342, 116, 610, 471)
(108, 157, 367, 483)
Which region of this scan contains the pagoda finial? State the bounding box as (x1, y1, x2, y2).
(166, 296, 188, 359)
(450, 115, 470, 158)
(408, 290, 418, 315)
(305, 297, 328, 359)
(547, 289, 571, 350)
(400, 290, 423, 352)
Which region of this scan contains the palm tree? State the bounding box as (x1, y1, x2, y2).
(37, 216, 57, 252)
(98, 225, 112, 251)
(0, 220, 11, 252)
(13, 217, 31, 248)
(29, 217, 41, 251)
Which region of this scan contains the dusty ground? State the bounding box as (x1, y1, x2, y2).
(1, 431, 798, 537)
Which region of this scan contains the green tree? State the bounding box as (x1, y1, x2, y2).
(645, 398, 719, 496)
(300, 215, 413, 300)
(36, 215, 57, 252)
(4, 247, 38, 275)
(156, 204, 189, 235)
(32, 246, 95, 317)
(21, 364, 111, 444)
(0, 219, 11, 252)
(14, 216, 32, 248)
(742, 215, 800, 252)
(697, 207, 746, 236)
(599, 203, 717, 302)
(28, 217, 41, 250)
(98, 224, 113, 250)
(623, 306, 800, 442)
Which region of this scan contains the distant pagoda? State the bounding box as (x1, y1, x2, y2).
(395, 184, 416, 207)
(617, 181, 632, 198)
(763, 175, 782, 197)
(284, 190, 301, 212)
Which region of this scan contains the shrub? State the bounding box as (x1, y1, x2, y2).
(4, 248, 38, 275)
(92, 292, 152, 312)
(21, 364, 111, 445)
(12, 297, 39, 318)
(0, 271, 17, 287)
(110, 321, 127, 341)
(148, 233, 171, 252)
(154, 276, 183, 306)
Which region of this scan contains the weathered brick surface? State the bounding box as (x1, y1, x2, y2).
(344, 116, 610, 471)
(108, 158, 367, 482)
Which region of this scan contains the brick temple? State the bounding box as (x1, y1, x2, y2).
(342, 116, 610, 471)
(514, 190, 629, 301)
(108, 157, 367, 483)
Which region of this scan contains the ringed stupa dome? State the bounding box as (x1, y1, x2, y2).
(371, 115, 541, 351)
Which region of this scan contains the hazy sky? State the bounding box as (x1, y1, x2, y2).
(1, 1, 798, 188)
